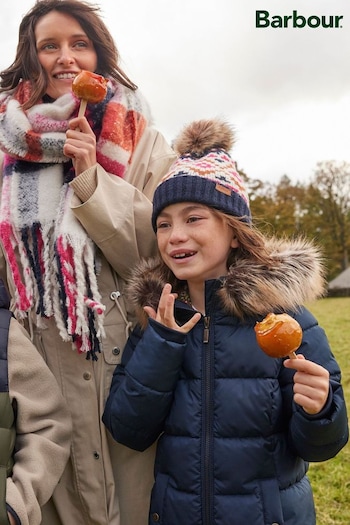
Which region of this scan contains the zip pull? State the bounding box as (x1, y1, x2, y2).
(203, 316, 210, 343)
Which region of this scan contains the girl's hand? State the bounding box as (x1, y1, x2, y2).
(144, 283, 201, 334)
(63, 116, 97, 175)
(8, 512, 16, 525)
(284, 354, 330, 414)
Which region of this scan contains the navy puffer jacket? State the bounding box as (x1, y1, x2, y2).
(103, 238, 348, 525)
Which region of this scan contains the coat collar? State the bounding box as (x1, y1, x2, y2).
(126, 237, 325, 327)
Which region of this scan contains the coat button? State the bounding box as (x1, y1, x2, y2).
(112, 346, 121, 356)
(83, 372, 92, 380)
(93, 451, 100, 459)
(151, 513, 160, 522)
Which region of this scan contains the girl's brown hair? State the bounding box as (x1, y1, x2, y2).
(212, 210, 272, 268)
(0, 0, 137, 109)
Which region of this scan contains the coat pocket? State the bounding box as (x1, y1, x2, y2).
(149, 473, 170, 524)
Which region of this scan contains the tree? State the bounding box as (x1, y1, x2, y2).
(310, 161, 350, 272)
(248, 174, 307, 237)
(245, 162, 350, 280)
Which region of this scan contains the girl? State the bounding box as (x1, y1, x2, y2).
(103, 119, 348, 525)
(0, 1, 175, 523)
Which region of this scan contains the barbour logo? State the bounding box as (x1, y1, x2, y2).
(256, 10, 344, 29)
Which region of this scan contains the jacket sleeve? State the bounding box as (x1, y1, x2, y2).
(103, 319, 186, 451)
(279, 308, 349, 462)
(6, 319, 72, 525)
(69, 127, 176, 280)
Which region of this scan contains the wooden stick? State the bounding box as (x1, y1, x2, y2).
(289, 351, 298, 359)
(78, 99, 87, 118)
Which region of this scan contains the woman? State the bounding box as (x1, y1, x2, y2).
(0, 1, 175, 524)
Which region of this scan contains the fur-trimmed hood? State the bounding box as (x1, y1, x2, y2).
(126, 237, 326, 328)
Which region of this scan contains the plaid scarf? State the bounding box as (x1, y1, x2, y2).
(0, 80, 148, 358)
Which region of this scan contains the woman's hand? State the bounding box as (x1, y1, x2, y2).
(284, 354, 330, 414)
(144, 283, 201, 334)
(63, 116, 97, 176)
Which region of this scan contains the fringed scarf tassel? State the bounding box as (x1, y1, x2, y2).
(0, 220, 105, 359)
(54, 235, 105, 360)
(0, 222, 33, 314)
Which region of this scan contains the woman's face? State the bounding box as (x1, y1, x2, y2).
(35, 10, 98, 100)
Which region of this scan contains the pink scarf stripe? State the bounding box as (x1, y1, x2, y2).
(56, 237, 78, 336)
(84, 297, 106, 316)
(0, 222, 32, 311)
(74, 334, 91, 355)
(95, 152, 126, 178)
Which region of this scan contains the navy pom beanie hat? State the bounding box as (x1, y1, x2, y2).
(151, 118, 251, 231)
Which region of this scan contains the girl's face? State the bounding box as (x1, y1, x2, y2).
(35, 10, 98, 100)
(156, 202, 238, 286)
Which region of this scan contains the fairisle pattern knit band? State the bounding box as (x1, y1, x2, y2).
(0, 79, 149, 358)
(152, 119, 251, 231)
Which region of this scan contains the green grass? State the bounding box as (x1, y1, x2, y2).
(306, 298, 350, 525)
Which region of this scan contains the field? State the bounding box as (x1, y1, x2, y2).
(306, 297, 350, 525)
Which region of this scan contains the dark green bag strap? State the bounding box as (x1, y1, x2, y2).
(0, 309, 14, 525)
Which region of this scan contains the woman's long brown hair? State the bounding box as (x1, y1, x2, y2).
(0, 0, 137, 109)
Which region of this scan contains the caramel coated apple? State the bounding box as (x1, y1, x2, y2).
(254, 313, 302, 358)
(72, 70, 108, 103)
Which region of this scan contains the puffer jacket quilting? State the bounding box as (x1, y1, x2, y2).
(103, 239, 349, 525)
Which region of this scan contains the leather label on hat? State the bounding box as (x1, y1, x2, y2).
(215, 183, 231, 196)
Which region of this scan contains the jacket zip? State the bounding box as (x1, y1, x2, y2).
(202, 315, 213, 525)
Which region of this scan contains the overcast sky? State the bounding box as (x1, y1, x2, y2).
(1, 0, 349, 183)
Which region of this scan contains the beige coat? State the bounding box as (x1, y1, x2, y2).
(6, 317, 72, 525)
(0, 126, 176, 525)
